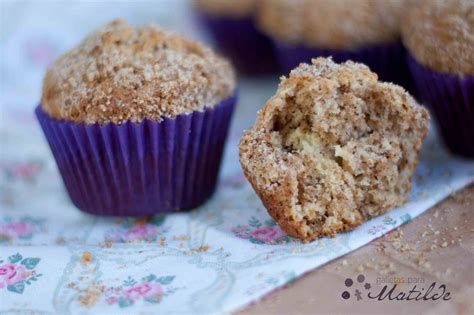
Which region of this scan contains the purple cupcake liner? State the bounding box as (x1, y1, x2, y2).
(408, 55, 474, 158)
(275, 41, 417, 96)
(36, 95, 237, 216)
(197, 12, 278, 75)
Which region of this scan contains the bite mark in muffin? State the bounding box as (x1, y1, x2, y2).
(239, 58, 430, 241)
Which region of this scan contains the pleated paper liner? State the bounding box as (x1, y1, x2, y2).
(274, 41, 417, 97)
(408, 55, 474, 158)
(197, 11, 279, 75)
(36, 95, 237, 216)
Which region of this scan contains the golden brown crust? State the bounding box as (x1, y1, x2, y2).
(402, 0, 474, 76)
(194, 0, 257, 18)
(257, 0, 404, 49)
(41, 19, 235, 124)
(239, 57, 430, 241)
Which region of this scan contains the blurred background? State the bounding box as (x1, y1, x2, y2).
(0, 0, 279, 142)
(1, 0, 204, 112)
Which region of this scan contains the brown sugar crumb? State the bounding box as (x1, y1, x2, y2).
(195, 0, 257, 18)
(239, 57, 430, 241)
(82, 251, 92, 263)
(402, 0, 474, 75)
(159, 237, 167, 246)
(172, 235, 190, 241)
(41, 19, 235, 125)
(258, 0, 404, 49)
(76, 282, 105, 308)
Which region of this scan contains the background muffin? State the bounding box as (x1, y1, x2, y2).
(258, 0, 415, 93)
(37, 19, 237, 216)
(403, 0, 474, 157)
(239, 58, 429, 241)
(194, 0, 278, 74)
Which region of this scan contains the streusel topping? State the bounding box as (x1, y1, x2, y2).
(402, 0, 474, 75)
(41, 19, 235, 124)
(258, 0, 404, 49)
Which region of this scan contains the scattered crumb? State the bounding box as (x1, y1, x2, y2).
(76, 282, 105, 308)
(173, 235, 190, 241)
(159, 237, 167, 246)
(82, 251, 92, 263)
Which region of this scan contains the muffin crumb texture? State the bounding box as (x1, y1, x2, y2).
(402, 0, 474, 75)
(239, 58, 430, 241)
(41, 19, 235, 124)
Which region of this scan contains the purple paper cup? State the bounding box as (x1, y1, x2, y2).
(407, 55, 474, 158)
(197, 12, 278, 75)
(36, 95, 237, 216)
(275, 41, 416, 96)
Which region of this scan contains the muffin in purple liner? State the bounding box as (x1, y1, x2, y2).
(257, 0, 416, 94)
(36, 19, 237, 216)
(194, 0, 278, 74)
(402, 0, 473, 157)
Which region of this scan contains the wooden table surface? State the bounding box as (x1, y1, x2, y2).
(241, 184, 474, 315)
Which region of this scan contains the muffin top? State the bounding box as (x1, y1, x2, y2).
(239, 58, 429, 240)
(41, 19, 235, 124)
(258, 0, 404, 49)
(402, 0, 474, 76)
(194, 0, 256, 18)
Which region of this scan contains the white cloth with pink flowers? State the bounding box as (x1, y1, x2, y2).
(1, 1, 474, 314)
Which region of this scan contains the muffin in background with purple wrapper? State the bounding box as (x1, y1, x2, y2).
(194, 0, 278, 75)
(37, 19, 237, 216)
(403, 0, 473, 158)
(257, 0, 416, 94)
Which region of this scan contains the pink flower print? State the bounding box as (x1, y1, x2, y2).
(1, 162, 42, 181)
(232, 226, 252, 239)
(25, 39, 57, 67)
(0, 222, 36, 239)
(0, 263, 27, 286)
(251, 226, 286, 243)
(122, 225, 157, 242)
(106, 296, 119, 304)
(123, 283, 163, 301)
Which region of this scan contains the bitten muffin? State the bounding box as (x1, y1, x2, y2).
(402, 0, 474, 76)
(402, 0, 474, 157)
(194, 0, 278, 74)
(37, 19, 237, 216)
(257, 0, 415, 94)
(42, 18, 235, 124)
(239, 58, 430, 241)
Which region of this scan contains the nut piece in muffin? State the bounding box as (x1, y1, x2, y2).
(41, 19, 235, 125)
(258, 0, 404, 49)
(402, 0, 474, 76)
(239, 58, 430, 241)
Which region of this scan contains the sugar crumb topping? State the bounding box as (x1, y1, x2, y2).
(41, 19, 235, 124)
(402, 0, 474, 75)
